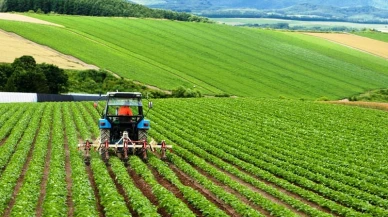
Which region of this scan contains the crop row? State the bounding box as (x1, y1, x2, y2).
(63, 103, 99, 216)
(0, 104, 31, 172)
(0, 103, 44, 215)
(129, 155, 196, 217)
(147, 153, 229, 217)
(160, 105, 384, 215)
(109, 157, 160, 217)
(10, 103, 53, 216)
(176, 104, 388, 211)
(42, 103, 68, 216)
(149, 98, 378, 216)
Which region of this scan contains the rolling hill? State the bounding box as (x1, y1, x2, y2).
(131, 0, 388, 10)
(1, 14, 388, 99)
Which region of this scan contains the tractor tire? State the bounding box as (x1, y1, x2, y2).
(138, 130, 147, 141)
(100, 129, 110, 143)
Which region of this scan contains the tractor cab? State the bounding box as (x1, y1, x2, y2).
(79, 91, 171, 165)
(99, 92, 150, 144)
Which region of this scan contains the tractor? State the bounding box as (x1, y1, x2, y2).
(80, 92, 171, 165)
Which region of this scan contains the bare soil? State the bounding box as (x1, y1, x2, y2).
(169, 164, 239, 217)
(328, 101, 388, 112)
(86, 166, 105, 217)
(305, 32, 388, 59)
(231, 163, 335, 215)
(192, 164, 271, 216)
(208, 161, 307, 216)
(107, 166, 138, 217)
(148, 164, 203, 217)
(0, 136, 8, 147)
(36, 140, 52, 217)
(0, 29, 98, 70)
(3, 136, 37, 216)
(0, 13, 62, 26)
(64, 143, 74, 217)
(127, 167, 170, 217)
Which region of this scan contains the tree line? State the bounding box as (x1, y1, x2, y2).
(0, 0, 211, 22)
(0, 56, 68, 94)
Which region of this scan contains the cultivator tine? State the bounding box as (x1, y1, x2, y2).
(84, 140, 91, 165)
(142, 139, 148, 162)
(161, 140, 167, 160)
(104, 139, 110, 165)
(123, 138, 129, 163)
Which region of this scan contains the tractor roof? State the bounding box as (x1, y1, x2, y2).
(107, 92, 142, 98)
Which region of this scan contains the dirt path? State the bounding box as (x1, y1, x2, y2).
(304, 32, 388, 59)
(0, 13, 62, 26)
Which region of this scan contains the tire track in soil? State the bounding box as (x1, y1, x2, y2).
(107, 165, 138, 217)
(148, 164, 203, 217)
(231, 164, 336, 216)
(127, 167, 170, 217)
(3, 132, 39, 216)
(36, 140, 52, 217)
(169, 164, 239, 217)
(64, 142, 74, 217)
(192, 165, 271, 217)
(86, 165, 106, 217)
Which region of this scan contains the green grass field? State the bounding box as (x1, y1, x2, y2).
(354, 31, 388, 43)
(1, 14, 388, 99)
(212, 18, 388, 32)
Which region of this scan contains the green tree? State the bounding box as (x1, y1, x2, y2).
(11, 55, 36, 71)
(38, 63, 68, 93)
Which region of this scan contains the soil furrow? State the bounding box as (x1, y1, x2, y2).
(107, 165, 138, 217)
(36, 140, 52, 217)
(3, 136, 37, 216)
(232, 164, 336, 215)
(206, 161, 308, 217)
(86, 165, 106, 217)
(127, 167, 169, 217)
(192, 164, 271, 216)
(64, 142, 74, 217)
(148, 164, 203, 217)
(169, 164, 239, 217)
(0, 136, 8, 147)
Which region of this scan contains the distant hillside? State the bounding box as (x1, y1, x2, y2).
(130, 0, 388, 10)
(0, 0, 209, 22)
(1, 14, 388, 99)
(131, 0, 388, 23)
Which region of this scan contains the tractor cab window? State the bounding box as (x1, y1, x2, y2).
(106, 97, 142, 116)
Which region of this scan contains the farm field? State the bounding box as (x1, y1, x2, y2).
(1, 14, 388, 99)
(1, 99, 388, 216)
(305, 32, 388, 59)
(354, 31, 388, 43)
(212, 18, 388, 32)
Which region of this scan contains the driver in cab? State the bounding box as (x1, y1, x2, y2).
(118, 105, 133, 116)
